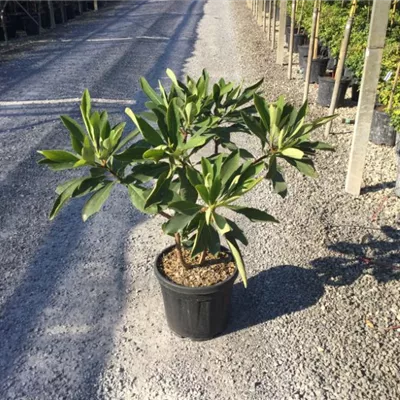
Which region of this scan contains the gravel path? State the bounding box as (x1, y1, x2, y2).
(1, 1, 399, 399)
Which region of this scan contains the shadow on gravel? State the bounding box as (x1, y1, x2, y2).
(227, 266, 325, 334)
(311, 225, 400, 286)
(360, 181, 396, 194)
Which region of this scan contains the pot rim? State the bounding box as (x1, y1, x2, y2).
(154, 244, 239, 295)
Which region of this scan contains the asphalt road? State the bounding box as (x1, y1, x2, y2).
(0, 1, 206, 398)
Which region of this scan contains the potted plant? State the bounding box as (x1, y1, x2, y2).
(38, 69, 335, 340)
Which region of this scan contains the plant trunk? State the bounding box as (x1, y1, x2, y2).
(199, 250, 207, 265)
(175, 233, 190, 269)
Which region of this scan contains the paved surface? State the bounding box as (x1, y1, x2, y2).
(1, 1, 400, 399)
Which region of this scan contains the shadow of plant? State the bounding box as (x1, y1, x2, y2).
(227, 265, 325, 334)
(311, 225, 400, 286)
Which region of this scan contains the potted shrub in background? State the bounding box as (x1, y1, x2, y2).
(38, 69, 335, 340)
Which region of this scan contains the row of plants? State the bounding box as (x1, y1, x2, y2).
(294, 0, 400, 132)
(38, 69, 335, 339)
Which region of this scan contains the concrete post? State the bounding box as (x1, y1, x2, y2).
(345, 0, 391, 195)
(48, 1, 56, 29)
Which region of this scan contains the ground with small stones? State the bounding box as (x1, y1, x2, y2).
(0, 1, 399, 399)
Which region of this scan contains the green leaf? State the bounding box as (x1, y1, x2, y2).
(163, 213, 198, 235)
(125, 108, 164, 147)
(186, 166, 202, 187)
(213, 213, 231, 235)
(60, 115, 85, 154)
(38, 150, 80, 163)
(82, 181, 116, 221)
(266, 156, 287, 198)
(113, 129, 140, 153)
(127, 184, 158, 214)
(281, 148, 304, 159)
(166, 99, 181, 146)
(166, 68, 179, 87)
(49, 177, 87, 220)
(253, 94, 270, 129)
(143, 147, 167, 162)
(178, 168, 198, 203)
(310, 141, 335, 151)
(229, 206, 278, 223)
(285, 158, 318, 178)
(127, 162, 169, 183)
(169, 201, 203, 215)
(226, 236, 247, 288)
(220, 151, 240, 185)
(241, 112, 266, 145)
(225, 218, 248, 245)
(144, 172, 172, 208)
(140, 77, 162, 105)
(182, 134, 211, 150)
(195, 184, 210, 204)
(114, 139, 151, 162)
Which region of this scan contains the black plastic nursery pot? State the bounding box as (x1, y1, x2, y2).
(317, 76, 351, 108)
(298, 44, 309, 70)
(293, 33, 307, 53)
(304, 57, 329, 84)
(154, 245, 238, 340)
(351, 84, 359, 102)
(370, 107, 397, 147)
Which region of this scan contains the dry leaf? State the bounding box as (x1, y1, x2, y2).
(365, 319, 375, 329)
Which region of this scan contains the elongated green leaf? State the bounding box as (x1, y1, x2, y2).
(140, 77, 162, 105)
(60, 115, 85, 154)
(127, 162, 169, 183)
(144, 172, 172, 208)
(281, 148, 304, 159)
(38, 150, 80, 163)
(186, 166, 202, 187)
(266, 156, 287, 198)
(166, 68, 179, 87)
(182, 134, 210, 150)
(125, 108, 164, 146)
(220, 151, 240, 185)
(114, 139, 151, 162)
(213, 213, 231, 235)
(253, 94, 270, 130)
(226, 236, 247, 288)
(167, 99, 181, 146)
(241, 112, 266, 145)
(143, 147, 167, 162)
(195, 184, 210, 204)
(163, 213, 198, 235)
(49, 177, 88, 220)
(169, 201, 203, 215)
(178, 168, 198, 203)
(82, 181, 116, 221)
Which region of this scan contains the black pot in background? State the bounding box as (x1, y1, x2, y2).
(327, 56, 337, 71)
(298, 44, 309, 70)
(343, 67, 354, 80)
(370, 108, 397, 147)
(155, 245, 238, 340)
(317, 76, 351, 107)
(293, 33, 307, 53)
(66, 5, 75, 19)
(304, 57, 329, 84)
(23, 17, 40, 36)
(0, 22, 17, 41)
(351, 83, 360, 102)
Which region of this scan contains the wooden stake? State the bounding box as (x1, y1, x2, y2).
(267, 0, 272, 41)
(303, 0, 319, 102)
(345, 0, 392, 196)
(277, 0, 288, 64)
(48, 0, 55, 29)
(325, 0, 357, 136)
(263, 0, 267, 32)
(271, 0, 277, 49)
(297, 0, 305, 34)
(288, 0, 296, 79)
(313, 0, 322, 59)
(388, 62, 400, 111)
(94, 0, 98, 12)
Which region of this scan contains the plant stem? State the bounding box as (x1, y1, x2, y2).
(214, 139, 219, 155)
(252, 154, 268, 165)
(174, 233, 190, 270)
(159, 211, 172, 219)
(199, 250, 207, 265)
